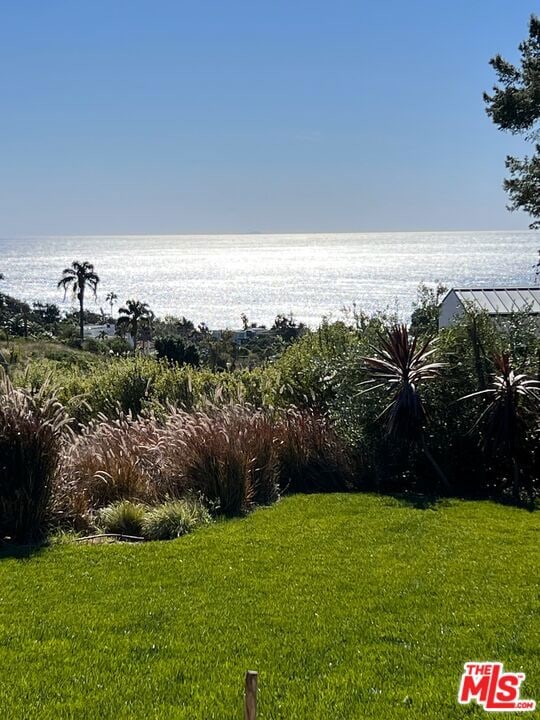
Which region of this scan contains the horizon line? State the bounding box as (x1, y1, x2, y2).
(1, 227, 537, 239)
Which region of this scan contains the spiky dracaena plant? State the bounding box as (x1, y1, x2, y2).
(461, 352, 540, 500)
(361, 324, 449, 488)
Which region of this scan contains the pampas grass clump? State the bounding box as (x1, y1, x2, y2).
(276, 407, 355, 493)
(0, 376, 69, 542)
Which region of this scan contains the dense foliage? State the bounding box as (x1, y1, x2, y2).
(0, 283, 539, 544)
(0, 378, 69, 541)
(484, 14, 540, 272)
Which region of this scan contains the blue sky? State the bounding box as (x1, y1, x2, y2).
(0, 0, 537, 234)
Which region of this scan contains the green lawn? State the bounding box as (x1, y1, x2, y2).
(0, 494, 538, 719)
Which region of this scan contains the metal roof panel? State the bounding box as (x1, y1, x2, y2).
(452, 287, 540, 314)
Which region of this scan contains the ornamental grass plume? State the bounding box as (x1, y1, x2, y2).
(0, 374, 70, 542)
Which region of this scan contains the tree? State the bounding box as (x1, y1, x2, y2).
(410, 283, 448, 336)
(272, 313, 305, 343)
(461, 353, 540, 500)
(16, 303, 31, 338)
(105, 291, 118, 318)
(154, 336, 200, 367)
(175, 317, 196, 338)
(32, 302, 61, 328)
(361, 324, 449, 489)
(484, 14, 540, 273)
(206, 331, 237, 371)
(117, 299, 152, 349)
(57, 261, 100, 340)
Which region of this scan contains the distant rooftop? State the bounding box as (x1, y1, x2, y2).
(447, 287, 540, 315)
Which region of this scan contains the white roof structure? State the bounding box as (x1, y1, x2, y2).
(439, 287, 540, 328)
(452, 287, 540, 314)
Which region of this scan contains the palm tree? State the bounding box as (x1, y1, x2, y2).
(105, 291, 118, 318)
(461, 352, 540, 500)
(361, 324, 449, 488)
(57, 261, 100, 341)
(16, 303, 31, 338)
(116, 299, 152, 349)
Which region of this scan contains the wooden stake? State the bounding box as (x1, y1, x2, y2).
(244, 670, 258, 720)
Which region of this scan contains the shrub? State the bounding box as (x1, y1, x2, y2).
(98, 500, 147, 536)
(244, 410, 281, 505)
(56, 404, 281, 526)
(82, 338, 101, 354)
(96, 360, 154, 416)
(461, 352, 540, 500)
(104, 336, 132, 355)
(360, 325, 449, 491)
(155, 336, 200, 367)
(272, 321, 358, 408)
(56, 412, 160, 524)
(176, 413, 251, 516)
(157, 405, 280, 516)
(276, 408, 356, 493)
(409, 283, 448, 336)
(0, 376, 69, 542)
(141, 498, 211, 540)
(13, 352, 285, 421)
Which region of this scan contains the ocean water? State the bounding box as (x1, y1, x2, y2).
(0, 231, 538, 328)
